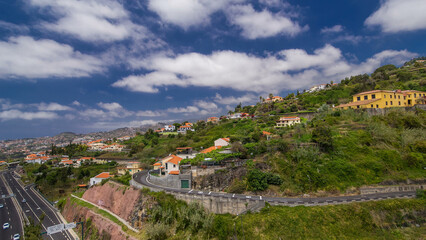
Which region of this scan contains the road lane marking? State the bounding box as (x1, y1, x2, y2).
(208, 191, 211, 195)
(232, 194, 235, 197)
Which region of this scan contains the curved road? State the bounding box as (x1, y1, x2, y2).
(133, 171, 417, 206)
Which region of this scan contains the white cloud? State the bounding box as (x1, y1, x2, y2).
(365, 0, 426, 33)
(226, 4, 307, 39)
(71, 101, 81, 106)
(214, 93, 257, 105)
(135, 110, 164, 117)
(333, 35, 363, 44)
(113, 45, 417, 94)
(0, 36, 103, 79)
(29, 0, 148, 42)
(97, 102, 124, 112)
(0, 99, 24, 110)
(37, 102, 73, 111)
(148, 0, 243, 29)
(321, 25, 344, 34)
(167, 106, 199, 113)
(0, 21, 29, 34)
(0, 110, 58, 121)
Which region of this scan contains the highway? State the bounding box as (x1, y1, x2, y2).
(133, 171, 417, 206)
(2, 170, 75, 240)
(0, 172, 22, 240)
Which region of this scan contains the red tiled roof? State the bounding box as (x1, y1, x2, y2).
(78, 184, 87, 187)
(167, 155, 183, 165)
(222, 138, 230, 142)
(94, 172, 112, 179)
(153, 162, 161, 166)
(262, 131, 272, 135)
(176, 147, 192, 150)
(169, 170, 180, 175)
(200, 146, 222, 154)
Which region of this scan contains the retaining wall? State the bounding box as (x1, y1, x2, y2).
(360, 184, 425, 195)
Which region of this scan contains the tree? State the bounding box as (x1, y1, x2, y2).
(312, 124, 333, 152)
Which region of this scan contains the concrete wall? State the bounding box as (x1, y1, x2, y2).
(148, 173, 192, 189)
(170, 192, 264, 215)
(360, 184, 425, 195)
(365, 104, 426, 115)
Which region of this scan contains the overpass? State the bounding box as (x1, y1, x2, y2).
(131, 171, 421, 215)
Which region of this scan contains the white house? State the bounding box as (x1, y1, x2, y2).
(165, 155, 183, 175)
(214, 138, 230, 147)
(177, 125, 194, 133)
(90, 172, 112, 186)
(308, 84, 327, 93)
(276, 116, 301, 127)
(164, 125, 175, 131)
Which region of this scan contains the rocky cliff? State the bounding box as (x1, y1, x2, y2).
(81, 181, 157, 229)
(61, 199, 137, 240)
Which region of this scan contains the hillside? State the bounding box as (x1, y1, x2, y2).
(126, 60, 426, 196)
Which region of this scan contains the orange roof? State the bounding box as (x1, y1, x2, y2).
(94, 172, 112, 179)
(167, 155, 183, 165)
(176, 147, 192, 150)
(27, 154, 37, 158)
(61, 160, 73, 164)
(80, 157, 93, 160)
(336, 98, 380, 108)
(160, 166, 165, 169)
(153, 162, 161, 166)
(169, 170, 180, 175)
(78, 184, 87, 187)
(280, 116, 299, 119)
(262, 131, 272, 135)
(200, 146, 222, 154)
(0, 161, 6, 163)
(222, 138, 230, 142)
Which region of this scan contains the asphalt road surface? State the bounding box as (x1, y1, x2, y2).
(134, 171, 416, 206)
(0, 173, 22, 240)
(2, 171, 75, 240)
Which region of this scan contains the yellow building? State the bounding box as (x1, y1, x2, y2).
(117, 162, 143, 175)
(336, 90, 426, 110)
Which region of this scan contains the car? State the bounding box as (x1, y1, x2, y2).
(13, 233, 20, 240)
(0, 204, 4, 208)
(21, 199, 26, 203)
(3, 223, 9, 229)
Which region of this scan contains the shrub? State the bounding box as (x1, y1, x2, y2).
(146, 223, 168, 240)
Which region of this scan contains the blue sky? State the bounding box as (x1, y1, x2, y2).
(0, 0, 425, 139)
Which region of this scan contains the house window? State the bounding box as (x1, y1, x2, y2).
(399, 101, 401, 105)
(386, 101, 388, 105)
(371, 104, 373, 108)
(357, 96, 360, 101)
(390, 95, 392, 99)
(398, 95, 400, 99)
(174, 164, 176, 168)
(414, 93, 417, 98)
(404, 96, 406, 100)
(376, 104, 379, 108)
(372, 94, 376, 99)
(357, 105, 360, 109)
(384, 95, 386, 98)
(390, 101, 393, 105)
(364, 96, 368, 100)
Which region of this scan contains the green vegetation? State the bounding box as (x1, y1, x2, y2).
(142, 191, 425, 239)
(22, 161, 117, 200)
(212, 198, 425, 240)
(24, 217, 43, 240)
(112, 171, 132, 185)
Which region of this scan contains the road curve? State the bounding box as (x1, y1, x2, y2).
(133, 171, 417, 206)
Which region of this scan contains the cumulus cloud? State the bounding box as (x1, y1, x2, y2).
(29, 0, 148, 42)
(135, 110, 164, 117)
(226, 4, 307, 39)
(37, 103, 73, 111)
(321, 25, 344, 34)
(214, 93, 257, 105)
(365, 0, 426, 33)
(148, 0, 243, 29)
(0, 36, 103, 79)
(0, 110, 58, 121)
(167, 106, 199, 113)
(113, 45, 416, 94)
(71, 101, 81, 106)
(0, 21, 29, 34)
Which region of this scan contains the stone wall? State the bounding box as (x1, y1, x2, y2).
(360, 184, 425, 195)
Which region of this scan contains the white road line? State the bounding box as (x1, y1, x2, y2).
(232, 194, 235, 197)
(188, 189, 193, 193)
(208, 191, 211, 195)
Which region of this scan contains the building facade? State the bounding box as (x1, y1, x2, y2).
(276, 116, 301, 127)
(335, 90, 426, 110)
